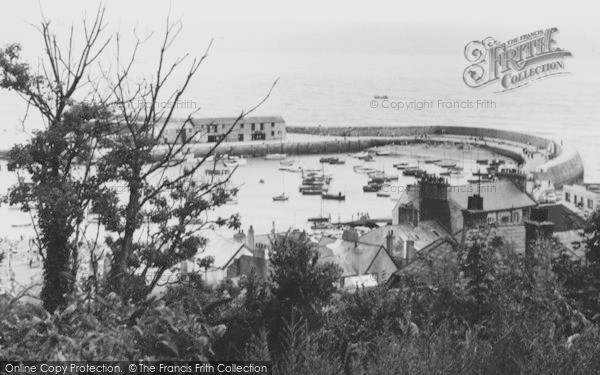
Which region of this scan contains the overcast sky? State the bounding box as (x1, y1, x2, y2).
(0, 0, 597, 30)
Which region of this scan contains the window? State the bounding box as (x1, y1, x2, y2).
(588, 199, 594, 209)
(240, 123, 244, 129)
(271, 122, 275, 127)
(251, 123, 255, 131)
(487, 214, 496, 224)
(164, 137, 168, 144)
(271, 131, 275, 137)
(501, 215, 510, 224)
(260, 123, 264, 130)
(512, 211, 520, 223)
(565, 192, 570, 202)
(238, 134, 244, 141)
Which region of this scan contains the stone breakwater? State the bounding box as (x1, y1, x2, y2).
(287, 126, 584, 187)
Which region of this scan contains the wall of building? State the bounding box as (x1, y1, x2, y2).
(563, 184, 599, 212)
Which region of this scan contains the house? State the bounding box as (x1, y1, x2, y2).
(359, 220, 452, 264)
(562, 183, 600, 214)
(316, 228, 398, 288)
(180, 229, 267, 285)
(160, 116, 286, 144)
(393, 176, 538, 235)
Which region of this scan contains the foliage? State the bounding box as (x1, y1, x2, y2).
(0, 289, 224, 360)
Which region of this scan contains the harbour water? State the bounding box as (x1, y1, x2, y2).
(0, 145, 509, 237)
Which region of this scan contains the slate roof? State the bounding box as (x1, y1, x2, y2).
(541, 203, 586, 232)
(359, 220, 451, 252)
(316, 239, 387, 277)
(448, 180, 537, 211)
(194, 230, 253, 269)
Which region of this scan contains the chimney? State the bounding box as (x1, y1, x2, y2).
(246, 225, 255, 250)
(233, 230, 246, 243)
(467, 195, 484, 210)
(405, 240, 415, 262)
(412, 207, 420, 227)
(386, 230, 394, 254)
(342, 227, 359, 243)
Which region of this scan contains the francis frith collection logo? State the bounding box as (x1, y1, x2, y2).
(463, 28, 572, 92)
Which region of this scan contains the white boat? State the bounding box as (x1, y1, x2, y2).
(265, 153, 287, 160)
(351, 151, 369, 159)
(353, 166, 378, 174)
(376, 150, 391, 156)
(223, 156, 247, 167)
(280, 158, 299, 166)
(279, 164, 303, 173)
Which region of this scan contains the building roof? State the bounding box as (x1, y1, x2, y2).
(541, 203, 587, 232)
(316, 239, 388, 277)
(194, 230, 253, 269)
(448, 180, 537, 212)
(359, 220, 451, 252)
(398, 239, 456, 276)
(186, 116, 285, 126)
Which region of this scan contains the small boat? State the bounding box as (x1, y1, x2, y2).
(308, 216, 330, 223)
(376, 150, 391, 156)
(279, 165, 303, 172)
(223, 156, 247, 167)
(280, 159, 299, 166)
(272, 194, 289, 201)
(355, 152, 369, 159)
(363, 184, 382, 192)
(424, 158, 442, 164)
(468, 178, 492, 183)
(354, 166, 377, 174)
(439, 171, 451, 176)
(302, 188, 324, 195)
(476, 159, 489, 164)
(322, 192, 345, 201)
(363, 155, 375, 162)
(393, 162, 409, 168)
(394, 163, 416, 170)
(328, 158, 346, 165)
(265, 153, 287, 160)
(377, 191, 391, 198)
(437, 161, 457, 168)
(320, 157, 335, 163)
(12, 223, 32, 228)
(311, 222, 334, 230)
(403, 168, 427, 177)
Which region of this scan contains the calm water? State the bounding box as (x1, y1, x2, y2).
(0, 145, 507, 236)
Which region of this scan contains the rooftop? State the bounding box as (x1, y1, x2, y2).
(194, 230, 253, 269)
(448, 180, 537, 212)
(359, 220, 451, 252)
(317, 239, 387, 277)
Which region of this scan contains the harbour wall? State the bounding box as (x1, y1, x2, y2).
(287, 125, 584, 187)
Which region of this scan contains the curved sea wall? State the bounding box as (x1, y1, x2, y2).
(288, 125, 584, 187)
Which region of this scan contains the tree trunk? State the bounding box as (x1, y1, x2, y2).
(40, 215, 72, 312)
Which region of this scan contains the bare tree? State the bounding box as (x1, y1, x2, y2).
(90, 15, 277, 298)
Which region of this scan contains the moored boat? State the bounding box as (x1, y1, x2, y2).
(265, 153, 287, 160)
(322, 192, 345, 201)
